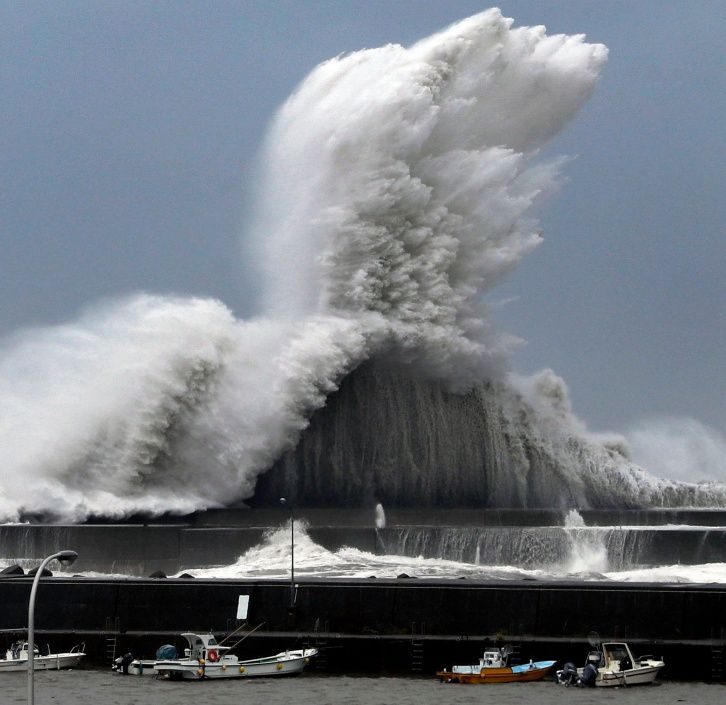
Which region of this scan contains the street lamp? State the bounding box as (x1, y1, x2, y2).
(28, 550, 78, 705)
(279, 498, 295, 608)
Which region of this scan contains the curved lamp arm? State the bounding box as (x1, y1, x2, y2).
(28, 550, 77, 705)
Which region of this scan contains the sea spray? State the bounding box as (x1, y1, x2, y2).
(627, 418, 726, 484)
(0, 10, 722, 521)
(0, 300, 383, 520)
(249, 9, 608, 387)
(0, 11, 611, 520)
(375, 503, 386, 530)
(563, 509, 608, 574)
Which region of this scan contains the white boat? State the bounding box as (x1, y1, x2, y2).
(577, 641, 664, 687)
(117, 632, 317, 679)
(0, 641, 85, 672)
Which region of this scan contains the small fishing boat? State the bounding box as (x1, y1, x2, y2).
(579, 641, 664, 687)
(116, 632, 317, 679)
(0, 641, 85, 672)
(437, 646, 555, 684)
(556, 633, 665, 687)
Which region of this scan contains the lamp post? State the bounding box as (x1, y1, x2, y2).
(27, 550, 78, 705)
(279, 498, 295, 608)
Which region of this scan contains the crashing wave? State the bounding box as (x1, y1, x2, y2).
(0, 10, 722, 521)
(253, 363, 726, 509)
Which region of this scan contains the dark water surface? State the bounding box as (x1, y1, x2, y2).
(3, 671, 725, 705)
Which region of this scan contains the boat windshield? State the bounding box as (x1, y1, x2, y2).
(604, 645, 629, 663)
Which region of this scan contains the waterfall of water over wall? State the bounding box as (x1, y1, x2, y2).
(252, 361, 546, 508)
(251, 362, 723, 509)
(376, 526, 656, 571)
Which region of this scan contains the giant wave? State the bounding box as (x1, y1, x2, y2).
(1, 9, 723, 521)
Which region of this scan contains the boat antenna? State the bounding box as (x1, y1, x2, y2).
(216, 621, 248, 647)
(227, 622, 266, 652)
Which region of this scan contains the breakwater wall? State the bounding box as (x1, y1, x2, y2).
(2, 508, 726, 575)
(2, 525, 726, 575)
(0, 576, 725, 680)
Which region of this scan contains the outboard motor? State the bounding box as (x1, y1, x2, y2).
(556, 662, 579, 686)
(114, 652, 134, 675)
(580, 662, 598, 686)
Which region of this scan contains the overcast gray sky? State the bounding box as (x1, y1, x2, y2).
(2, 1, 724, 437)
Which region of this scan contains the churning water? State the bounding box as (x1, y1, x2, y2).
(178, 519, 726, 584)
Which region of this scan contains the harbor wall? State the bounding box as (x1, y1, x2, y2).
(0, 576, 725, 680)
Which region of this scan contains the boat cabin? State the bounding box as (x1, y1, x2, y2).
(180, 632, 227, 661)
(480, 650, 506, 668)
(451, 648, 506, 674)
(598, 643, 635, 672)
(4, 642, 40, 661)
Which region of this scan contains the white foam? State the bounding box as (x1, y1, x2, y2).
(1, 11, 721, 522)
(180, 522, 550, 581)
(249, 9, 607, 387)
(0, 11, 613, 521)
(627, 417, 726, 483)
(178, 523, 726, 584)
(604, 563, 726, 584)
(375, 503, 386, 530)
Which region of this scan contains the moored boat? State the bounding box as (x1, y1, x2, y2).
(0, 641, 85, 672)
(437, 646, 555, 684)
(116, 632, 317, 679)
(578, 641, 664, 687)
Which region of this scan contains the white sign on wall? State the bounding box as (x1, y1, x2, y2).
(237, 594, 250, 620)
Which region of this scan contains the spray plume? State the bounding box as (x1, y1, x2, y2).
(0, 10, 720, 521)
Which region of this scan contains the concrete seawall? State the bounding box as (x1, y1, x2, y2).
(1, 576, 725, 680)
(2, 509, 724, 679)
(2, 511, 726, 575)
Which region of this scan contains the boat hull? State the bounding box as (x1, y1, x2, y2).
(593, 665, 663, 687)
(152, 650, 316, 680)
(122, 659, 157, 676)
(0, 654, 84, 672)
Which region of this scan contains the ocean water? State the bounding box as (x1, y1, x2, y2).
(2, 671, 724, 705)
